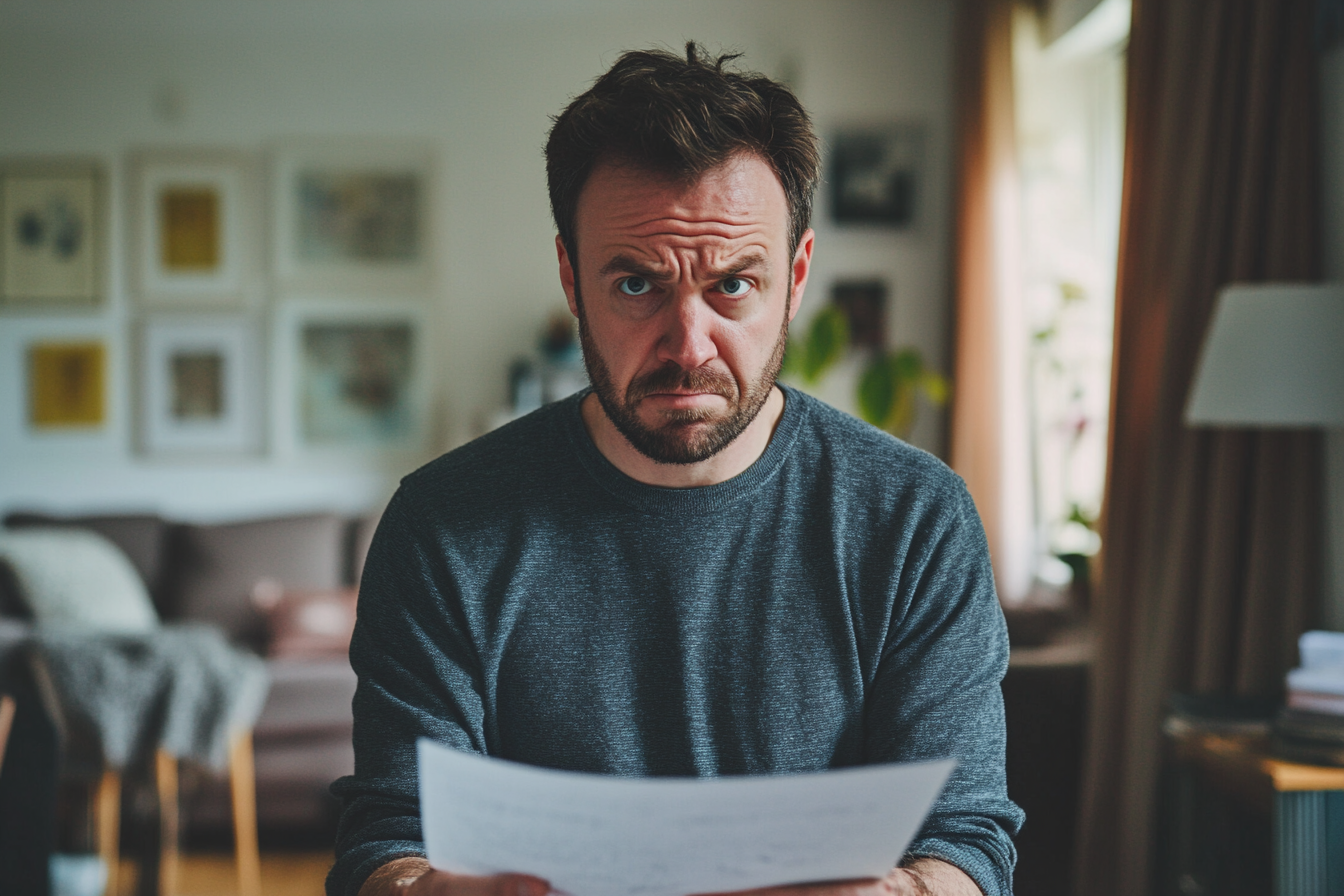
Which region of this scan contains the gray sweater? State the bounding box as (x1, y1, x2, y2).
(328, 387, 1022, 896)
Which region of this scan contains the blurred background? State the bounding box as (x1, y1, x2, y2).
(0, 0, 959, 521)
(5, 1, 1344, 895)
(0, 4, 972, 893)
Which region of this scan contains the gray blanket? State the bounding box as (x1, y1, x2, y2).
(32, 624, 269, 771)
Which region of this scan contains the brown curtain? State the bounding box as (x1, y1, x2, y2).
(1075, 1, 1325, 893)
(951, 0, 1036, 603)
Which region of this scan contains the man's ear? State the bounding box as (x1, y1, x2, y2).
(557, 235, 579, 318)
(787, 229, 815, 322)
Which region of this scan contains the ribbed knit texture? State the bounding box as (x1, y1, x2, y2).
(328, 387, 1022, 896)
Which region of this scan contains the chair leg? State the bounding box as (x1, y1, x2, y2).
(0, 695, 16, 772)
(0, 691, 17, 885)
(95, 770, 120, 896)
(155, 749, 179, 896)
(228, 730, 261, 896)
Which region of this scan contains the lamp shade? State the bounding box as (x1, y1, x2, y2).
(1185, 283, 1344, 427)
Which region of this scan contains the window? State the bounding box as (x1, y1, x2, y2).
(1012, 1, 1127, 592)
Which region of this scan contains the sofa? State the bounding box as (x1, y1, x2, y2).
(0, 507, 379, 836)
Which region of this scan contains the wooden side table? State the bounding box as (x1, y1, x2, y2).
(94, 729, 261, 896)
(1004, 620, 1092, 896)
(1169, 732, 1344, 896)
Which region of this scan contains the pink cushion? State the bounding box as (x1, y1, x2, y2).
(164, 514, 346, 646)
(257, 586, 357, 659)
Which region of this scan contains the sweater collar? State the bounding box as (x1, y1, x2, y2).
(560, 384, 808, 514)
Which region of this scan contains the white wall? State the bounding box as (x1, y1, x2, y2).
(0, 0, 956, 522)
(1318, 46, 1344, 629)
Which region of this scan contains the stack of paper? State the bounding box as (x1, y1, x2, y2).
(417, 739, 955, 896)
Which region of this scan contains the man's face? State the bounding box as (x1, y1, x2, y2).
(558, 154, 811, 465)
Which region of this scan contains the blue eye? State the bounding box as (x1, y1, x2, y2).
(618, 276, 652, 296)
(720, 277, 750, 296)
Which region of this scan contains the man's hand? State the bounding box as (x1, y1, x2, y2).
(695, 858, 982, 896)
(359, 857, 977, 896)
(884, 859, 982, 896)
(358, 857, 550, 896)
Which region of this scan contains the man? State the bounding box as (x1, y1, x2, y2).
(329, 44, 1022, 896)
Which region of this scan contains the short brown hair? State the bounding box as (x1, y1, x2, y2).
(545, 42, 820, 262)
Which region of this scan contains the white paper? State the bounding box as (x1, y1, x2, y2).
(418, 739, 956, 896)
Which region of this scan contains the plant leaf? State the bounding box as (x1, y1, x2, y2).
(801, 306, 849, 382)
(857, 353, 896, 426)
(918, 370, 950, 405)
(892, 347, 923, 383)
(889, 384, 916, 439)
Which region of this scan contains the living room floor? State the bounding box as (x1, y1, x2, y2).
(113, 851, 332, 896)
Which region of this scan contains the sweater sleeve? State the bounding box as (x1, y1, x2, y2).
(326, 487, 488, 896)
(863, 481, 1024, 896)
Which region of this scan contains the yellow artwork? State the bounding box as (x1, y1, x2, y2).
(28, 341, 106, 428)
(160, 187, 220, 271)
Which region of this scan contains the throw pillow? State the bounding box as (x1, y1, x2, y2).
(252, 579, 357, 659)
(0, 528, 159, 633)
(162, 513, 346, 647)
(2, 513, 167, 602)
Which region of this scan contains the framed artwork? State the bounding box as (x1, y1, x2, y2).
(831, 279, 889, 348)
(271, 141, 435, 295)
(127, 150, 261, 309)
(27, 340, 106, 429)
(829, 126, 924, 226)
(138, 317, 264, 456)
(276, 301, 426, 452)
(1, 161, 105, 308)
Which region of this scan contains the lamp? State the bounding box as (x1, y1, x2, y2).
(1185, 283, 1344, 427)
(1185, 282, 1344, 629)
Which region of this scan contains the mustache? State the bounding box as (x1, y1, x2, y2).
(626, 364, 738, 403)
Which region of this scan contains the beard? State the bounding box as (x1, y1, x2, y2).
(577, 290, 791, 466)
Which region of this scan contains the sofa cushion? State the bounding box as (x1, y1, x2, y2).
(253, 735, 354, 790)
(0, 528, 158, 632)
(162, 514, 346, 647)
(255, 656, 357, 736)
(3, 513, 168, 611)
(255, 585, 357, 659)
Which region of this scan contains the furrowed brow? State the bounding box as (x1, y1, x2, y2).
(597, 254, 670, 281)
(709, 253, 769, 279)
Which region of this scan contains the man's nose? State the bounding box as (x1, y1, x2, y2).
(657, 292, 717, 370)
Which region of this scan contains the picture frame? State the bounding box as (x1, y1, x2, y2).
(0, 160, 106, 309)
(0, 321, 119, 459)
(127, 149, 262, 309)
(138, 316, 264, 456)
(829, 126, 924, 227)
(27, 339, 107, 429)
(271, 140, 435, 296)
(275, 300, 428, 454)
(831, 279, 889, 348)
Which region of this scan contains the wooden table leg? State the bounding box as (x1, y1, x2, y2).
(228, 729, 261, 896)
(95, 770, 120, 896)
(0, 694, 16, 772)
(155, 749, 179, 896)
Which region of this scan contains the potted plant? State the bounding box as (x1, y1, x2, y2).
(781, 305, 948, 440)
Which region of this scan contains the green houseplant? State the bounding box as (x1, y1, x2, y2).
(781, 305, 949, 440)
